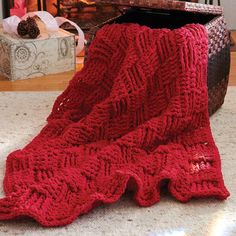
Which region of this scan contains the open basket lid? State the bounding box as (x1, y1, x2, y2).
(95, 0, 223, 15)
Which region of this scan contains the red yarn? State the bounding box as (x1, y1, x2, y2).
(0, 23, 229, 226)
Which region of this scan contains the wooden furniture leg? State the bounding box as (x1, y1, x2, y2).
(37, 0, 41, 10)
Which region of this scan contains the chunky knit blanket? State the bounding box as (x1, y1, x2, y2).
(0, 23, 229, 227)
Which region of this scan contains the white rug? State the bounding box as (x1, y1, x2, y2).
(0, 88, 236, 236)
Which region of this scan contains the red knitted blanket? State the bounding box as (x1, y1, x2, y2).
(0, 23, 229, 226)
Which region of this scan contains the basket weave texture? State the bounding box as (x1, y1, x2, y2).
(85, 0, 230, 115)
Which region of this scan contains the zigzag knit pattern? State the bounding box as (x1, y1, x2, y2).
(0, 23, 229, 227)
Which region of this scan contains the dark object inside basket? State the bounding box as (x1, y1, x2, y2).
(113, 8, 216, 29)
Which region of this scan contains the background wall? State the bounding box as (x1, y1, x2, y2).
(0, 0, 2, 20)
(221, 0, 236, 29)
(199, 0, 236, 30)
(0, 0, 235, 28)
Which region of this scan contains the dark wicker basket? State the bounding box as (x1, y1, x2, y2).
(85, 0, 230, 115)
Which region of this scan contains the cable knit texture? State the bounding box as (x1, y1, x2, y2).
(0, 23, 229, 227)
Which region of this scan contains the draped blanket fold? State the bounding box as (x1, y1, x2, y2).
(0, 23, 229, 227)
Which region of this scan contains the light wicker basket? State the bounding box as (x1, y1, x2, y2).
(85, 0, 230, 115)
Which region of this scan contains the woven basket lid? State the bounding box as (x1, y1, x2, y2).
(95, 0, 223, 15)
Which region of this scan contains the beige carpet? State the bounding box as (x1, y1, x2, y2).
(0, 88, 236, 236)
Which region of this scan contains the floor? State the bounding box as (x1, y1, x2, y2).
(0, 32, 236, 91)
(0, 88, 236, 236)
